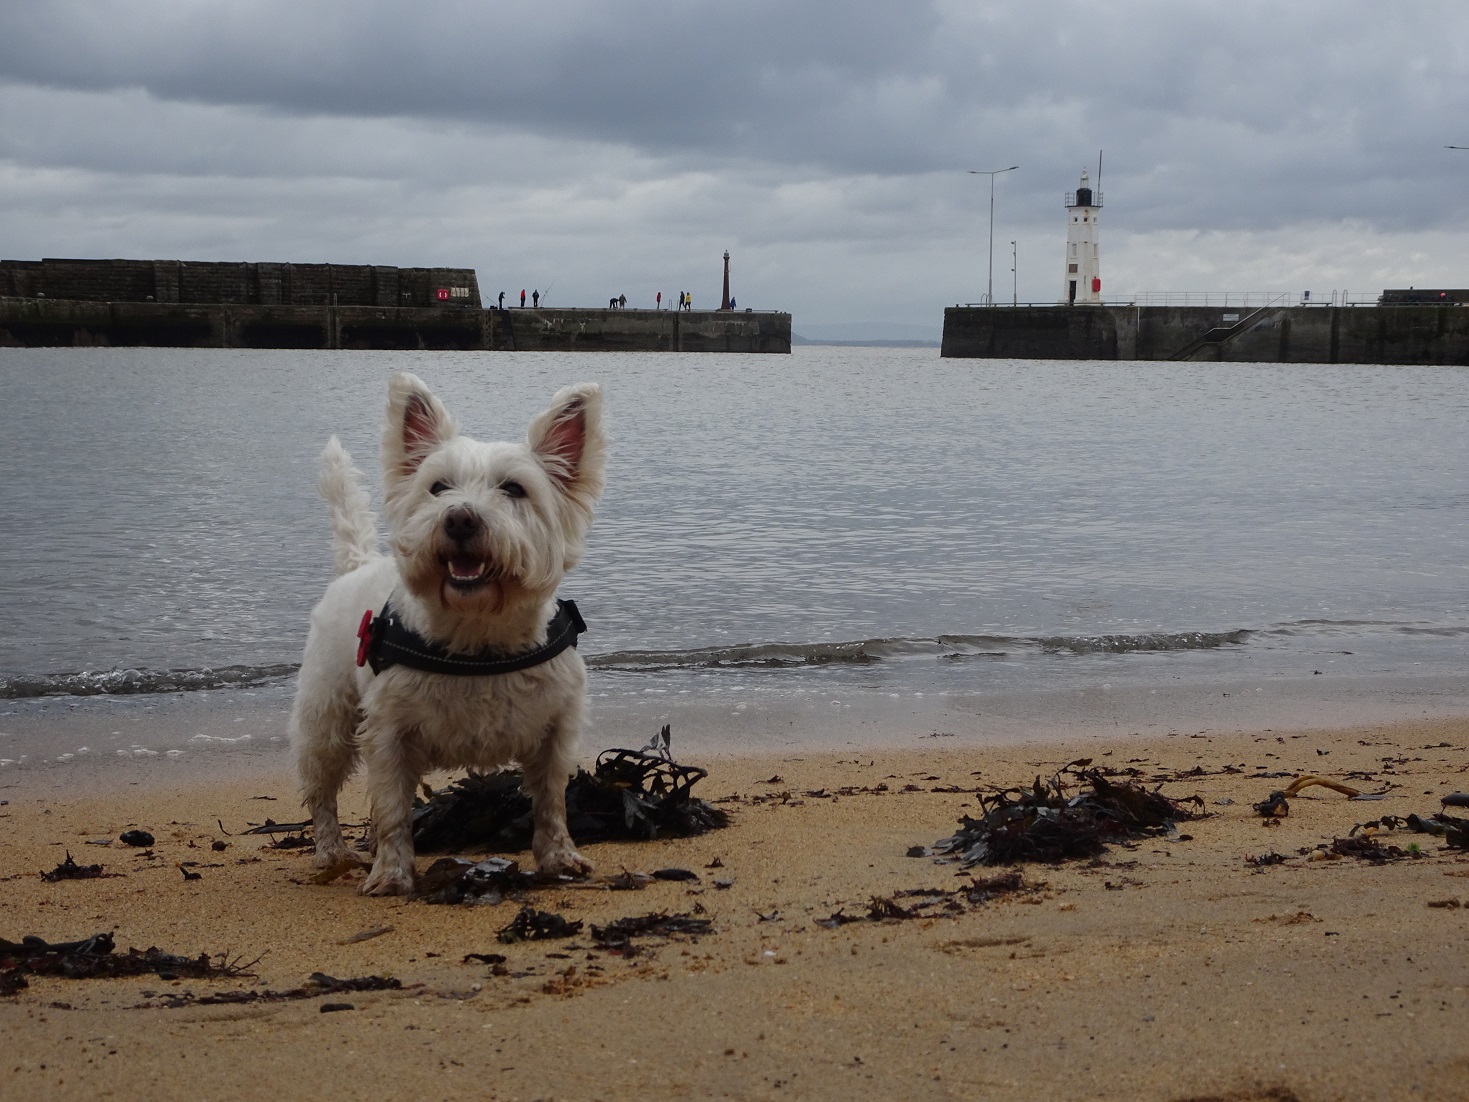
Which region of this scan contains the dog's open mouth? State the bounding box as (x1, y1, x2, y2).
(444, 555, 492, 590)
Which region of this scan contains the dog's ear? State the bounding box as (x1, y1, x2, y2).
(383, 373, 456, 481)
(527, 383, 606, 515)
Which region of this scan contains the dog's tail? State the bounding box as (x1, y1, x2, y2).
(319, 436, 381, 575)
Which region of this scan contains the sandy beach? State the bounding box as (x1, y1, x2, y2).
(2, 715, 1467, 1102)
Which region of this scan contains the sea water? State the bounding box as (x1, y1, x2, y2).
(2, 346, 1466, 765)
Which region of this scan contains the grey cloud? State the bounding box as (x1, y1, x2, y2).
(5, 3, 1465, 186)
(2, 1, 1469, 328)
(0, 1, 942, 164)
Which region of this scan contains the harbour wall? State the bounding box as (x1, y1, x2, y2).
(942, 305, 1469, 365)
(502, 307, 790, 353)
(0, 298, 792, 354)
(0, 258, 480, 308)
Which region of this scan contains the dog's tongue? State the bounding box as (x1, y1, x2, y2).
(447, 556, 485, 581)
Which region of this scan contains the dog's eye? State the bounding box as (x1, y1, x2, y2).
(429, 481, 452, 496)
(501, 481, 526, 499)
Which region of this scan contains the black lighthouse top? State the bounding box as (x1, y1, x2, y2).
(1066, 169, 1101, 208)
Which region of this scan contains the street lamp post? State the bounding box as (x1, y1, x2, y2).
(968, 165, 1018, 306)
(1011, 240, 1017, 306)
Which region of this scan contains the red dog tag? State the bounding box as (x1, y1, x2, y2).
(356, 609, 376, 668)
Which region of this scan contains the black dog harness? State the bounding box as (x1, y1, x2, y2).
(356, 598, 586, 676)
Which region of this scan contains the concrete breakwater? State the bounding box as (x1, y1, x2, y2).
(0, 258, 790, 352)
(1, 257, 481, 309)
(0, 298, 792, 353)
(942, 304, 1469, 364)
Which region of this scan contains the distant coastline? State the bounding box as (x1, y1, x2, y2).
(793, 334, 940, 348)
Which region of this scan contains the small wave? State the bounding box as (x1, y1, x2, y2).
(589, 639, 894, 672)
(1262, 619, 1469, 639)
(5, 627, 1261, 696)
(589, 628, 1250, 673)
(0, 663, 299, 699)
(1033, 629, 1252, 655)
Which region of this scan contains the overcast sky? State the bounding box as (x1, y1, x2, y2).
(2, 1, 1467, 338)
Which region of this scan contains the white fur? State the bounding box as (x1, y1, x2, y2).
(289, 372, 607, 896)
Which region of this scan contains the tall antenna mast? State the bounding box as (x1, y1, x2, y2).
(1097, 149, 1103, 194)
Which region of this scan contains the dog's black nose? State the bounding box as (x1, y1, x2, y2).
(443, 506, 482, 542)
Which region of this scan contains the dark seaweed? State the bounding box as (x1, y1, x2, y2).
(1, 932, 253, 996)
(1246, 851, 1289, 867)
(412, 726, 729, 853)
(1317, 835, 1417, 864)
(1254, 791, 1291, 817)
(496, 907, 583, 944)
(816, 873, 1035, 929)
(39, 852, 115, 882)
(931, 759, 1201, 866)
(239, 819, 312, 835)
(418, 856, 530, 905)
(149, 974, 400, 1009)
(590, 911, 713, 954)
(1349, 811, 1469, 849)
(962, 869, 1030, 903)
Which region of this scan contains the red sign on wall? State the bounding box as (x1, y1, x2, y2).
(435, 287, 450, 301)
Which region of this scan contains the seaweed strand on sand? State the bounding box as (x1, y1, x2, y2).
(411, 726, 728, 853)
(1, 933, 255, 996)
(932, 758, 1202, 866)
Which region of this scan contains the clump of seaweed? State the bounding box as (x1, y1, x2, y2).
(148, 973, 401, 1009)
(496, 907, 583, 944)
(1349, 812, 1469, 850)
(591, 912, 713, 955)
(39, 852, 119, 882)
(417, 857, 530, 905)
(1304, 835, 1417, 864)
(931, 759, 1202, 866)
(816, 871, 1037, 929)
(412, 726, 728, 853)
(1, 933, 255, 996)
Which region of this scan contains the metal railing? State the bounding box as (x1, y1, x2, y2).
(955, 291, 1384, 309)
(1119, 291, 1378, 307)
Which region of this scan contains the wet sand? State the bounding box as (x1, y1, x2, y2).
(2, 716, 1467, 1101)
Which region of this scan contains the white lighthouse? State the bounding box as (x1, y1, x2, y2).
(1063, 169, 1102, 304)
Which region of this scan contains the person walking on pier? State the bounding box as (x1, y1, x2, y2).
(498, 290, 505, 309)
(656, 291, 662, 310)
(532, 289, 540, 307)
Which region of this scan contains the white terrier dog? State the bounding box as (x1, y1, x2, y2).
(289, 372, 606, 896)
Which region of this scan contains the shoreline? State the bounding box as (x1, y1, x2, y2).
(2, 715, 1466, 1100)
(5, 669, 1469, 792)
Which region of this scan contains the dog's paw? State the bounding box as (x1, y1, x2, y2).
(537, 847, 593, 879)
(359, 862, 416, 897)
(312, 844, 357, 870)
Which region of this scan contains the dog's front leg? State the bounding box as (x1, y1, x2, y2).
(522, 720, 592, 878)
(358, 724, 421, 896)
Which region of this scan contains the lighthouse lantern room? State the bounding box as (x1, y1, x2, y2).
(1063, 169, 1102, 304)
